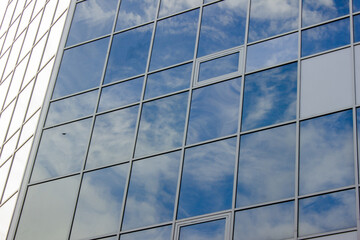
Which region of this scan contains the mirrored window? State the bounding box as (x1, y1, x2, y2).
(159, 0, 201, 17)
(354, 15, 360, 43)
(300, 110, 354, 195)
(248, 0, 298, 42)
(301, 18, 350, 57)
(179, 219, 226, 240)
(135, 92, 188, 157)
(52, 38, 109, 99)
(234, 201, 294, 240)
(104, 24, 153, 84)
(15, 176, 80, 240)
(356, 46, 360, 104)
(355, 0, 360, 12)
(86, 106, 139, 169)
(150, 9, 199, 71)
(242, 62, 297, 131)
(70, 164, 128, 239)
(197, 0, 246, 57)
(0, 192, 17, 240)
(302, 0, 349, 27)
(122, 151, 181, 230)
(0, 161, 11, 200)
(120, 225, 172, 240)
(298, 190, 356, 237)
(31, 119, 92, 182)
(178, 138, 237, 219)
(66, 0, 118, 46)
(307, 232, 357, 240)
(116, 0, 158, 30)
(246, 33, 298, 72)
(187, 78, 241, 144)
(237, 124, 296, 207)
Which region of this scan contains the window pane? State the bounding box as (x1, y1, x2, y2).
(159, 0, 201, 17)
(135, 92, 188, 157)
(242, 62, 297, 131)
(86, 106, 138, 169)
(356, 46, 360, 104)
(355, 0, 360, 12)
(122, 151, 181, 230)
(150, 9, 199, 71)
(178, 138, 237, 219)
(31, 118, 92, 182)
(66, 0, 118, 46)
(354, 15, 360, 43)
(234, 201, 294, 240)
(246, 33, 298, 72)
(198, 53, 239, 82)
(186, 78, 241, 144)
(145, 63, 192, 99)
(301, 18, 350, 57)
(104, 24, 153, 84)
(249, 0, 298, 42)
(0, 193, 17, 240)
(197, 0, 246, 57)
(70, 164, 128, 239)
(299, 190, 356, 236)
(299, 110, 354, 195)
(53, 38, 109, 99)
(120, 225, 172, 240)
(237, 124, 296, 207)
(307, 232, 357, 240)
(179, 219, 226, 240)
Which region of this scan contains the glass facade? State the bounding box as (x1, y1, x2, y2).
(3, 0, 360, 239)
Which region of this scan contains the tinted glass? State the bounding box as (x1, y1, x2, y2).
(299, 110, 354, 195)
(179, 219, 225, 240)
(122, 151, 181, 230)
(356, 46, 360, 104)
(198, 53, 239, 82)
(355, 0, 360, 12)
(237, 124, 296, 207)
(187, 78, 241, 144)
(120, 225, 172, 240)
(116, 0, 158, 30)
(354, 15, 360, 43)
(98, 77, 143, 112)
(53, 37, 109, 99)
(105, 24, 153, 84)
(197, 0, 246, 57)
(150, 9, 199, 71)
(301, 18, 350, 56)
(70, 164, 128, 239)
(242, 63, 297, 131)
(31, 119, 92, 182)
(298, 190, 356, 236)
(302, 0, 349, 27)
(309, 232, 357, 240)
(135, 92, 188, 157)
(46, 90, 98, 127)
(66, 0, 117, 46)
(234, 201, 294, 240)
(159, 0, 201, 17)
(248, 0, 298, 42)
(178, 138, 237, 219)
(145, 63, 192, 99)
(86, 106, 139, 169)
(246, 33, 298, 72)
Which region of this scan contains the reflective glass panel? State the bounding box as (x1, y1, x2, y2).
(15, 176, 80, 240)
(302, 0, 349, 27)
(234, 201, 294, 240)
(197, 0, 246, 57)
(66, 0, 118, 46)
(187, 78, 241, 144)
(116, 0, 158, 30)
(98, 77, 143, 112)
(308, 232, 357, 240)
(159, 0, 201, 17)
(53, 38, 109, 98)
(145, 63, 192, 99)
(104, 24, 153, 84)
(246, 33, 298, 72)
(46, 90, 98, 127)
(150, 9, 198, 71)
(242, 63, 297, 131)
(356, 46, 360, 104)
(135, 92, 188, 157)
(70, 164, 128, 239)
(179, 219, 225, 240)
(86, 106, 138, 169)
(0, 193, 17, 240)
(120, 225, 172, 240)
(237, 124, 296, 207)
(122, 151, 181, 230)
(249, 0, 298, 42)
(198, 53, 239, 82)
(301, 18, 350, 57)
(299, 110, 354, 195)
(178, 138, 237, 219)
(31, 118, 92, 182)
(354, 15, 360, 43)
(0, 161, 11, 199)
(299, 190, 356, 236)
(355, 0, 360, 12)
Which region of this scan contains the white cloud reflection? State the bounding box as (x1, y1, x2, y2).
(159, 0, 202, 17)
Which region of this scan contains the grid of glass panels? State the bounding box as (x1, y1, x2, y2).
(9, 0, 360, 239)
